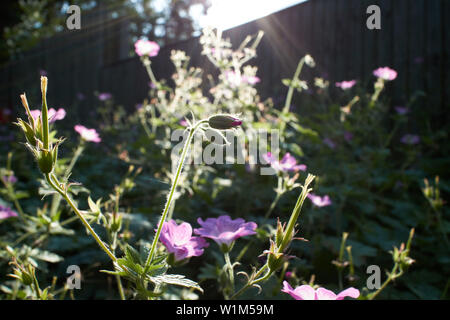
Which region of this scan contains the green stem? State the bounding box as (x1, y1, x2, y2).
(224, 251, 235, 298)
(230, 264, 271, 300)
(279, 57, 306, 141)
(279, 174, 315, 253)
(45, 173, 117, 262)
(265, 191, 283, 219)
(32, 274, 41, 299)
(368, 264, 398, 300)
(50, 141, 85, 217)
(142, 56, 159, 88)
(144, 121, 207, 269)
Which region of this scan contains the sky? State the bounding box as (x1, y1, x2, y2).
(193, 0, 307, 30)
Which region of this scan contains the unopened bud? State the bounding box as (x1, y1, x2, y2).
(208, 114, 242, 130)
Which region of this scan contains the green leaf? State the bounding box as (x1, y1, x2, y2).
(30, 248, 64, 263)
(148, 274, 203, 293)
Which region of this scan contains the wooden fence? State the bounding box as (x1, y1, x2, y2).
(1, 0, 448, 125)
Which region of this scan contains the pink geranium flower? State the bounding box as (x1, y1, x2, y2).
(0, 205, 18, 220)
(194, 215, 257, 251)
(282, 281, 360, 300)
(158, 220, 209, 263)
(29, 108, 66, 123)
(335, 80, 356, 90)
(373, 67, 397, 81)
(262, 152, 307, 172)
(134, 39, 160, 57)
(74, 125, 101, 143)
(307, 193, 332, 207)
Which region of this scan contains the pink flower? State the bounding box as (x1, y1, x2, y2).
(400, 134, 420, 145)
(262, 152, 307, 172)
(98, 93, 112, 101)
(158, 220, 209, 263)
(373, 67, 397, 81)
(335, 80, 356, 90)
(194, 215, 257, 251)
(179, 119, 188, 127)
(134, 39, 160, 57)
(29, 108, 66, 123)
(282, 281, 360, 300)
(30, 109, 41, 121)
(74, 125, 101, 143)
(243, 75, 261, 85)
(307, 193, 332, 207)
(0, 205, 18, 220)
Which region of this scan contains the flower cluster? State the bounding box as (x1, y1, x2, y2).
(159, 216, 257, 262)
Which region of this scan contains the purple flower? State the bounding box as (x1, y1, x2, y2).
(344, 131, 353, 142)
(323, 138, 336, 149)
(282, 281, 360, 300)
(262, 152, 307, 172)
(74, 125, 101, 143)
(0, 205, 18, 220)
(400, 134, 420, 145)
(2, 175, 17, 184)
(134, 39, 160, 57)
(335, 80, 356, 90)
(98, 93, 112, 101)
(307, 193, 332, 207)
(158, 220, 209, 263)
(373, 67, 397, 81)
(39, 69, 47, 77)
(395, 106, 410, 115)
(194, 215, 257, 251)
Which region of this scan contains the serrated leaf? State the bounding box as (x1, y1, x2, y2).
(148, 274, 203, 293)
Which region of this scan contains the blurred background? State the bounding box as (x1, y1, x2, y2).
(0, 0, 448, 127)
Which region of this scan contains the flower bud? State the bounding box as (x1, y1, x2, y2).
(37, 149, 54, 174)
(208, 114, 242, 130)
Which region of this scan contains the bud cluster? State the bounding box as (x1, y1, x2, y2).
(15, 77, 63, 174)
